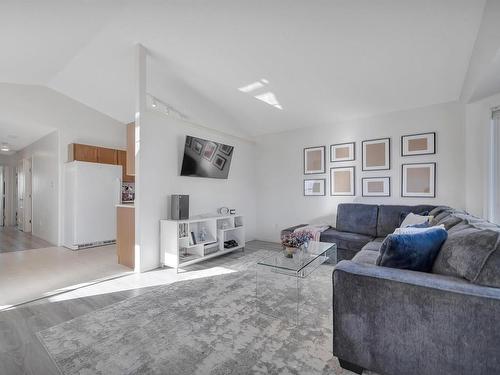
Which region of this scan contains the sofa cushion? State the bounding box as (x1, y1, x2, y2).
(320, 228, 373, 251)
(362, 241, 383, 252)
(377, 227, 448, 272)
(475, 246, 500, 288)
(430, 209, 453, 225)
(437, 215, 463, 230)
(429, 205, 451, 217)
(336, 203, 378, 237)
(376, 205, 435, 237)
(351, 249, 379, 265)
(432, 227, 500, 283)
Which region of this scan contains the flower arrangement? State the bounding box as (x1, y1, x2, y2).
(281, 231, 313, 249)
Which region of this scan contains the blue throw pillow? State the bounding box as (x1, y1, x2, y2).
(376, 227, 448, 272)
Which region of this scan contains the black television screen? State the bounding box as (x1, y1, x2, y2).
(180, 136, 234, 179)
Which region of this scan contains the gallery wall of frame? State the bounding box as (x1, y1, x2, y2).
(302, 132, 437, 199)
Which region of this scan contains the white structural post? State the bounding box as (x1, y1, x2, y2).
(134, 43, 147, 273)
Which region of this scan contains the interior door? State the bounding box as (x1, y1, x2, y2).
(0, 166, 4, 227)
(17, 160, 24, 230)
(23, 159, 32, 233)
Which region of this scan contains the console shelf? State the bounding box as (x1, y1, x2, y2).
(160, 214, 245, 269)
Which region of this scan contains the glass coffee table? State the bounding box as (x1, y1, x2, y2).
(256, 241, 337, 325)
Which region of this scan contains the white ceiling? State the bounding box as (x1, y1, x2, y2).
(0, 83, 122, 154)
(0, 0, 492, 139)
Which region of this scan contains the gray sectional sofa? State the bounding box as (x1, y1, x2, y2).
(281, 203, 435, 261)
(283, 203, 500, 375)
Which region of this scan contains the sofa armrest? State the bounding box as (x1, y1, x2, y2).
(280, 224, 309, 237)
(333, 261, 500, 375)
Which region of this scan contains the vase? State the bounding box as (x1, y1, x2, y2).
(284, 246, 298, 258)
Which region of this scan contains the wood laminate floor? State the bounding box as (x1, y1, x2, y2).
(0, 226, 53, 253)
(0, 245, 132, 308)
(0, 241, 282, 375)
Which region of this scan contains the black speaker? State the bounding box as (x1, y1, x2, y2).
(171, 195, 189, 220)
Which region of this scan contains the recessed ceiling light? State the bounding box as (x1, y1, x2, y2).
(0, 143, 10, 152)
(254, 92, 283, 110)
(238, 81, 265, 93)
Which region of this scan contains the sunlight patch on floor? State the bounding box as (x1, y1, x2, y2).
(46, 266, 237, 303)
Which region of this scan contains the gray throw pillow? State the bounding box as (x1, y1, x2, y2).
(432, 227, 500, 282)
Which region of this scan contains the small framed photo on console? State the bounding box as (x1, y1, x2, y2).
(304, 179, 326, 196)
(362, 177, 390, 197)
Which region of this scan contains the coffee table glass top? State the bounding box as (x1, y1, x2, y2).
(257, 241, 336, 275)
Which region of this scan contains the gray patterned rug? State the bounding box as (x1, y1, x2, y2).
(38, 249, 351, 375)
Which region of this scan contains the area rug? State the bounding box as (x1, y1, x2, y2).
(38, 249, 348, 375)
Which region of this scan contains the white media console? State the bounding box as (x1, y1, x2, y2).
(160, 214, 245, 268)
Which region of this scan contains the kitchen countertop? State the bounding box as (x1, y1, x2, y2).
(116, 203, 135, 208)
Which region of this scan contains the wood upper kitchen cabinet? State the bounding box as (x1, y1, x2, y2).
(68, 143, 98, 163)
(97, 147, 118, 165)
(117, 150, 135, 183)
(126, 122, 135, 176)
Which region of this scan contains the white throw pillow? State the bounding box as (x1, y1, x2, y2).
(394, 224, 445, 235)
(399, 212, 433, 228)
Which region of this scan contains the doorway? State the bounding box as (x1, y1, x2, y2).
(16, 158, 32, 232)
(0, 166, 4, 227)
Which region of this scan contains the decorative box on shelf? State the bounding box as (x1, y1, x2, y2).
(160, 214, 245, 269)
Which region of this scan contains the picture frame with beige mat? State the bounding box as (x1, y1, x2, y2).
(304, 179, 326, 196)
(330, 166, 355, 196)
(362, 137, 391, 171)
(362, 177, 390, 197)
(304, 146, 326, 174)
(401, 132, 436, 156)
(330, 142, 355, 162)
(401, 162, 436, 198)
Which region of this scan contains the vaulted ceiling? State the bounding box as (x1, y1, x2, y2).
(0, 0, 496, 141)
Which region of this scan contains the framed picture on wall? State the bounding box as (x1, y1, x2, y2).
(202, 141, 218, 161)
(304, 179, 326, 196)
(362, 177, 391, 197)
(401, 162, 436, 198)
(219, 144, 233, 156)
(213, 154, 227, 170)
(192, 139, 203, 155)
(304, 146, 326, 174)
(330, 142, 355, 162)
(401, 132, 436, 156)
(362, 138, 390, 171)
(330, 166, 355, 196)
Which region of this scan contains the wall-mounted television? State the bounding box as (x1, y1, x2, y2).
(180, 136, 234, 179)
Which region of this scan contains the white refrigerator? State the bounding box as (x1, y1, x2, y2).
(64, 161, 122, 250)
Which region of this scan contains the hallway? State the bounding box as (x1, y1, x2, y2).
(0, 226, 53, 253)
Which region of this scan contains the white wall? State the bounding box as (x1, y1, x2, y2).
(0, 84, 127, 245)
(17, 131, 59, 244)
(255, 101, 466, 242)
(465, 92, 500, 218)
(137, 110, 257, 272)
